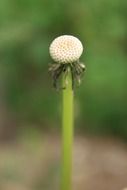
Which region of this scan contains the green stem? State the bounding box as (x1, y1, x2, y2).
(61, 67, 74, 190)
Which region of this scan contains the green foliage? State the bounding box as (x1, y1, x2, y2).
(0, 0, 127, 138)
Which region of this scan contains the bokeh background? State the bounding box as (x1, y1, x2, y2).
(0, 0, 127, 190)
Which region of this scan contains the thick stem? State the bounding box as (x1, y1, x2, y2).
(61, 67, 74, 190)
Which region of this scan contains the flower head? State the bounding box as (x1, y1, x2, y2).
(49, 35, 83, 64)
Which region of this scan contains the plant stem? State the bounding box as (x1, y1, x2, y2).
(61, 67, 74, 190)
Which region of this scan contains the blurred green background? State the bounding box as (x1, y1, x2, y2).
(0, 0, 127, 190)
(0, 0, 127, 139)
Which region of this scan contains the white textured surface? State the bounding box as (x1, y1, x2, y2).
(49, 35, 83, 64)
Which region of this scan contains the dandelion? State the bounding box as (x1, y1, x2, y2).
(49, 35, 85, 89)
(49, 35, 85, 190)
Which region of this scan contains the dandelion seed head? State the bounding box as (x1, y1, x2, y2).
(49, 35, 83, 64)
